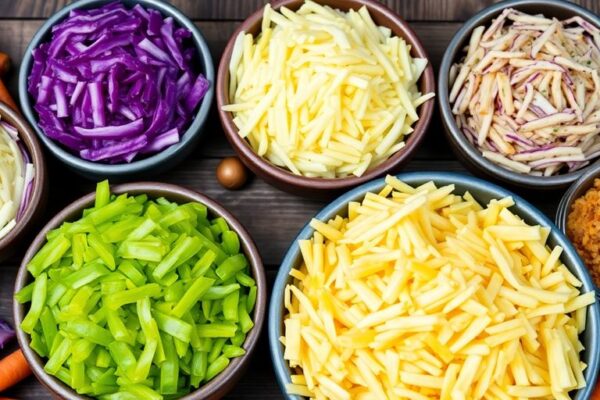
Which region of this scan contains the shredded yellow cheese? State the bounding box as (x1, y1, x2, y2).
(224, 1, 434, 178)
(283, 176, 594, 399)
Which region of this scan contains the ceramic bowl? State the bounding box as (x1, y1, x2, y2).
(14, 183, 266, 400)
(18, 0, 214, 181)
(438, 0, 600, 190)
(217, 0, 435, 198)
(269, 171, 600, 399)
(0, 101, 47, 261)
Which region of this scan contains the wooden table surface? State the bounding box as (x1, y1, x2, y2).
(0, 0, 598, 398)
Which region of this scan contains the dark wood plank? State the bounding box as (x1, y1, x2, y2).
(0, 0, 598, 21)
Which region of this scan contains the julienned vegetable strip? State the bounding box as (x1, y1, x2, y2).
(27, 2, 211, 164)
(16, 181, 257, 398)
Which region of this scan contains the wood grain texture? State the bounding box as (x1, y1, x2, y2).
(0, 0, 598, 21)
(0, 4, 569, 399)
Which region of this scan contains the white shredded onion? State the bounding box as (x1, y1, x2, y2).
(450, 8, 600, 175)
(0, 119, 34, 239)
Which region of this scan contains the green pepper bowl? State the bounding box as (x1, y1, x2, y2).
(13, 182, 266, 400)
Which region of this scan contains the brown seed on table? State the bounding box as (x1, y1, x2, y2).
(216, 157, 248, 189)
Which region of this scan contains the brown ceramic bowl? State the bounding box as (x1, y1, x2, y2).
(217, 0, 435, 198)
(438, 0, 600, 190)
(0, 101, 47, 262)
(13, 182, 267, 400)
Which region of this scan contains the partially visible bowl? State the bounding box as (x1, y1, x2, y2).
(18, 0, 214, 181)
(0, 101, 47, 261)
(269, 171, 600, 399)
(13, 182, 266, 400)
(556, 160, 600, 234)
(217, 0, 435, 198)
(438, 0, 600, 190)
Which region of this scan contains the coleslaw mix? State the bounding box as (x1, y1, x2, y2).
(450, 9, 600, 176)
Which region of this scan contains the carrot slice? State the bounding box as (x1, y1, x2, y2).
(0, 350, 32, 392)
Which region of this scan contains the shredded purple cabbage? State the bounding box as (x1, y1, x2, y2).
(0, 319, 14, 349)
(28, 1, 210, 164)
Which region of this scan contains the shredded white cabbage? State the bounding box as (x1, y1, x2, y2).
(0, 119, 34, 239)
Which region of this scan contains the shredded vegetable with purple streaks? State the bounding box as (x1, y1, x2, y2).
(28, 2, 210, 164)
(0, 119, 34, 239)
(449, 8, 600, 176)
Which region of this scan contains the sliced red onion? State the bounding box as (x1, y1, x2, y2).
(516, 144, 556, 155)
(506, 133, 535, 147)
(568, 160, 590, 171)
(1, 121, 18, 140)
(529, 155, 587, 169)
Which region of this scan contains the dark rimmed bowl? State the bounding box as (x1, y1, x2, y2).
(556, 160, 600, 235)
(0, 101, 47, 262)
(13, 182, 267, 400)
(438, 0, 600, 190)
(217, 0, 435, 198)
(269, 171, 600, 400)
(18, 0, 214, 181)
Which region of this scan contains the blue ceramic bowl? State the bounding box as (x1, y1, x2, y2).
(438, 0, 600, 190)
(269, 171, 600, 399)
(18, 0, 214, 180)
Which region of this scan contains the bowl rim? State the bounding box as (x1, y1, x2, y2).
(17, 0, 215, 176)
(556, 160, 600, 234)
(0, 101, 46, 250)
(438, 0, 600, 189)
(216, 0, 435, 192)
(268, 171, 600, 399)
(13, 182, 267, 400)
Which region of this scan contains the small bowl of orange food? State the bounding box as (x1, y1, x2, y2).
(557, 161, 600, 289)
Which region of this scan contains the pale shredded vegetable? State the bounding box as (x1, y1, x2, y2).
(224, 0, 434, 178)
(0, 119, 34, 239)
(449, 9, 600, 176)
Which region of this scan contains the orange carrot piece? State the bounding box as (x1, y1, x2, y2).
(0, 350, 32, 392)
(0, 53, 10, 77)
(591, 383, 600, 400)
(0, 79, 18, 113)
